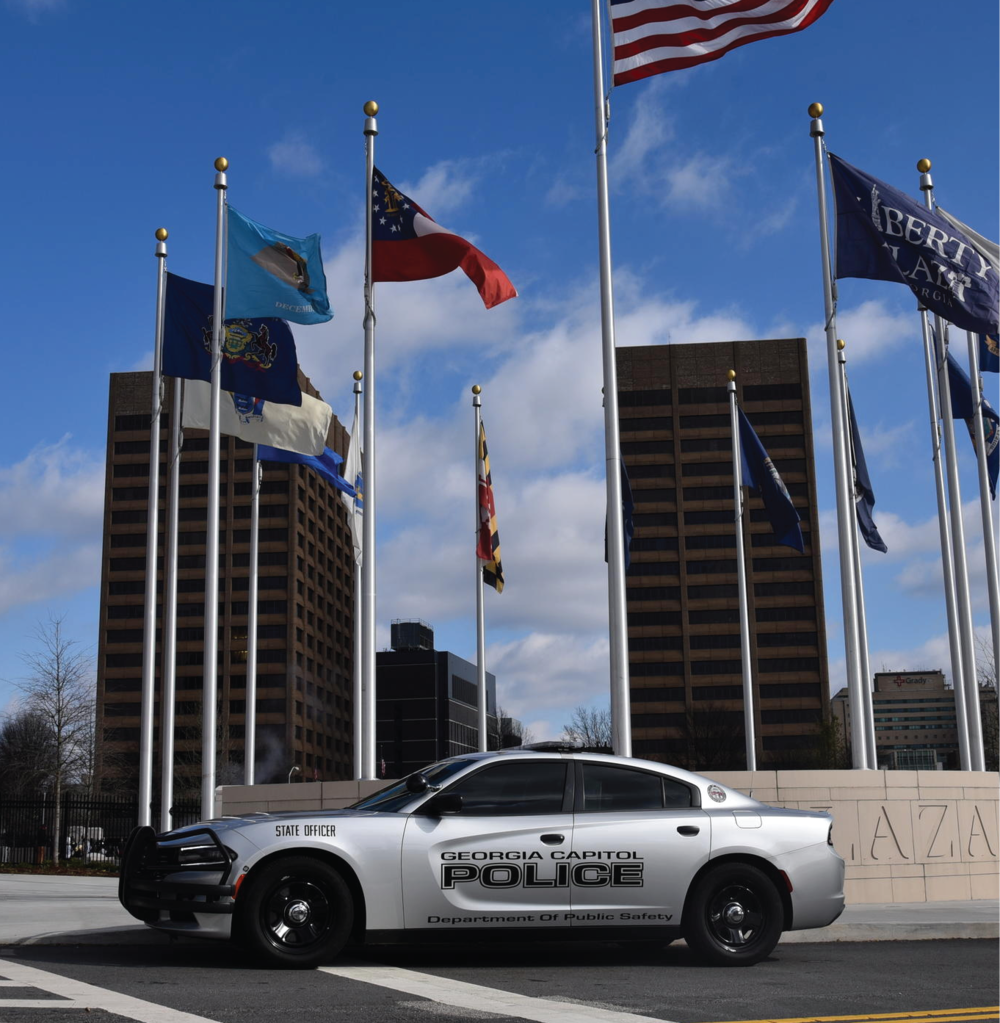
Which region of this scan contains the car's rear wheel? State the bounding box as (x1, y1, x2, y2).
(683, 863, 783, 966)
(239, 856, 353, 968)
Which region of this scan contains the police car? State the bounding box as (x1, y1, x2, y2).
(119, 744, 845, 968)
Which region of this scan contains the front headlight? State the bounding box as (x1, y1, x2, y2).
(177, 843, 227, 865)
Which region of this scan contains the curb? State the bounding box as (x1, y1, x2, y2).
(7, 921, 997, 947)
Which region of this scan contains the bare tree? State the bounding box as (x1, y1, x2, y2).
(562, 705, 613, 751)
(11, 617, 95, 864)
(0, 710, 57, 797)
(976, 634, 998, 772)
(488, 707, 533, 751)
(677, 703, 747, 773)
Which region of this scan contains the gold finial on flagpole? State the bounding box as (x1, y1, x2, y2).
(837, 339, 845, 350)
(364, 101, 379, 116)
(155, 228, 168, 241)
(727, 370, 736, 381)
(472, 385, 482, 395)
(353, 370, 363, 381)
(214, 157, 229, 172)
(808, 102, 823, 118)
(917, 158, 932, 173)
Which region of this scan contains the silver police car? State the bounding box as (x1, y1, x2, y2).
(119, 745, 845, 968)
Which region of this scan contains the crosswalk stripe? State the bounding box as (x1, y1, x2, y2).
(321, 962, 675, 1023)
(0, 960, 224, 1023)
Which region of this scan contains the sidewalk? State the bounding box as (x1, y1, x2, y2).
(0, 874, 995, 947)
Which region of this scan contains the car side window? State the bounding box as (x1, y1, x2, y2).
(444, 761, 568, 816)
(581, 764, 691, 812)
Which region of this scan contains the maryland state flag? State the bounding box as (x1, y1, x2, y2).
(477, 421, 504, 592)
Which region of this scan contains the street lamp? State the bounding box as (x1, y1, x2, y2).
(287, 766, 301, 784)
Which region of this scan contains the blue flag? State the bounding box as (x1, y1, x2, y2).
(257, 444, 353, 495)
(227, 206, 332, 325)
(738, 408, 804, 553)
(847, 390, 888, 552)
(980, 334, 999, 374)
(829, 154, 999, 337)
(946, 351, 999, 500)
(163, 273, 302, 406)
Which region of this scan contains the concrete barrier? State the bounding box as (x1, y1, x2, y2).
(217, 769, 999, 905)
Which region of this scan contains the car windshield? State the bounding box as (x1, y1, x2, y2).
(347, 758, 477, 812)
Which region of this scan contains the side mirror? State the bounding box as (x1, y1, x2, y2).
(406, 773, 429, 794)
(423, 793, 463, 817)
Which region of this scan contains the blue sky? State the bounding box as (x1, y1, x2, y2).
(0, 0, 996, 741)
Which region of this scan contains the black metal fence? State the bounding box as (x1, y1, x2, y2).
(0, 795, 201, 867)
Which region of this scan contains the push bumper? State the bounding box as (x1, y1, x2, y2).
(119, 825, 236, 924)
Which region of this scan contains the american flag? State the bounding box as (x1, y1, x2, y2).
(477, 421, 504, 593)
(610, 0, 834, 86)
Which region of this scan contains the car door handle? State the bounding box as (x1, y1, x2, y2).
(540, 834, 565, 845)
(677, 826, 700, 836)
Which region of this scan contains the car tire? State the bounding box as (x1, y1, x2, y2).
(683, 863, 783, 966)
(238, 856, 354, 969)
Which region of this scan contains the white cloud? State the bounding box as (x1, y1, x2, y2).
(0, 543, 101, 617)
(487, 632, 612, 732)
(6, 0, 65, 20)
(0, 437, 105, 539)
(267, 132, 324, 177)
(806, 299, 914, 367)
(397, 161, 478, 218)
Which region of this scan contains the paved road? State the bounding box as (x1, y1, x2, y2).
(0, 938, 996, 1023)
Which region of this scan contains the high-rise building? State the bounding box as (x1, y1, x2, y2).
(376, 620, 496, 777)
(616, 338, 831, 769)
(94, 372, 356, 796)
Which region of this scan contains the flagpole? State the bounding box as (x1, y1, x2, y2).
(808, 104, 868, 768)
(918, 160, 984, 771)
(351, 371, 364, 781)
(966, 329, 1000, 674)
(244, 447, 260, 785)
(727, 372, 757, 771)
(362, 102, 379, 780)
(160, 376, 182, 833)
(139, 227, 168, 827)
(917, 308, 972, 770)
(591, 0, 630, 757)
(203, 156, 228, 819)
(473, 386, 488, 752)
(838, 341, 877, 768)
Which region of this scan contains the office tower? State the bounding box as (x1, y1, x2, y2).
(376, 620, 497, 777)
(617, 338, 831, 769)
(95, 372, 355, 795)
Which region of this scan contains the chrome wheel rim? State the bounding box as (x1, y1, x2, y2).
(262, 878, 332, 952)
(706, 883, 766, 950)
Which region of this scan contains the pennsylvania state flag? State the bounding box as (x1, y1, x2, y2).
(227, 206, 332, 325)
(163, 273, 302, 406)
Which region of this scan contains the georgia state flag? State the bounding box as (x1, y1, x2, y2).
(371, 167, 516, 310)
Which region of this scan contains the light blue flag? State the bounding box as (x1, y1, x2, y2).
(257, 444, 352, 494)
(227, 206, 333, 324)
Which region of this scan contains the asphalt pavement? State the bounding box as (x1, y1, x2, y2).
(0, 874, 995, 947)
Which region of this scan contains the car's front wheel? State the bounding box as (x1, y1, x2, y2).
(683, 863, 783, 966)
(239, 856, 354, 968)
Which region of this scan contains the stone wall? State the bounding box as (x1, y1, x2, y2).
(216, 769, 999, 905)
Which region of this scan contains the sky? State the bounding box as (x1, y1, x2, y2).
(0, 0, 996, 743)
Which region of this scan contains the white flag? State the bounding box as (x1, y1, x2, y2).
(340, 404, 363, 564)
(182, 380, 332, 456)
